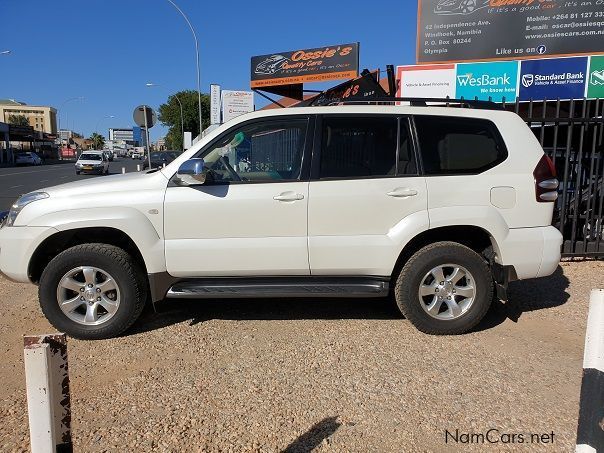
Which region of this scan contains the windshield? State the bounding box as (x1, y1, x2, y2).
(79, 154, 102, 161)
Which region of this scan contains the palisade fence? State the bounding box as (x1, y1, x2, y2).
(499, 97, 603, 258)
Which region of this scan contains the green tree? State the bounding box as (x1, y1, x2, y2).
(7, 114, 29, 126)
(89, 132, 105, 150)
(158, 90, 210, 151)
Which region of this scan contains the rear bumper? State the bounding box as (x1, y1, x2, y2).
(497, 225, 562, 280)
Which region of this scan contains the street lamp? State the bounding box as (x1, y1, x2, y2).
(146, 83, 184, 151)
(90, 115, 116, 152)
(95, 115, 115, 134)
(164, 0, 203, 136)
(57, 96, 85, 148)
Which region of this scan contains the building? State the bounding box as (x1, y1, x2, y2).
(132, 126, 147, 147)
(0, 99, 57, 134)
(109, 128, 134, 142)
(156, 137, 166, 150)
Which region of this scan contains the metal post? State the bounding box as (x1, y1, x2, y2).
(121, 167, 126, 174)
(23, 334, 72, 453)
(144, 107, 151, 169)
(165, 0, 203, 134)
(576, 288, 604, 452)
(137, 164, 141, 172)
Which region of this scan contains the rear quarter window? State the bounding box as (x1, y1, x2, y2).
(414, 115, 508, 175)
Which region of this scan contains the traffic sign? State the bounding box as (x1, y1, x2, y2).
(133, 105, 156, 128)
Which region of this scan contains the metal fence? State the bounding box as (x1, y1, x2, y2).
(501, 98, 603, 258)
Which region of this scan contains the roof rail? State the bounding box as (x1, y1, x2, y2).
(328, 97, 504, 110)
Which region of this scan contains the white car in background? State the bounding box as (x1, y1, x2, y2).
(15, 152, 43, 166)
(75, 151, 109, 175)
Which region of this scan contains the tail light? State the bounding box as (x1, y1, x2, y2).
(533, 154, 558, 202)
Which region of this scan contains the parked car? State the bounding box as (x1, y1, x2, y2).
(75, 151, 109, 175)
(15, 152, 43, 166)
(131, 151, 143, 160)
(0, 102, 562, 340)
(142, 152, 177, 170)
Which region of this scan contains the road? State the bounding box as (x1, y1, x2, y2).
(0, 158, 144, 211)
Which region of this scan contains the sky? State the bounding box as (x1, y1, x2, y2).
(0, 0, 418, 141)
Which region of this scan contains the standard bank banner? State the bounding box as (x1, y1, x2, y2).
(519, 57, 588, 100)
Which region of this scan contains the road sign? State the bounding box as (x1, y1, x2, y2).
(133, 105, 156, 128)
(210, 85, 221, 125)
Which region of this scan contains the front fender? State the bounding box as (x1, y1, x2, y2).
(28, 207, 166, 274)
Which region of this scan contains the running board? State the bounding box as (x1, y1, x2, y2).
(166, 277, 390, 299)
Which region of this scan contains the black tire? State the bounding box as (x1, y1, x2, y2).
(39, 244, 147, 340)
(75, 171, 80, 175)
(394, 241, 493, 335)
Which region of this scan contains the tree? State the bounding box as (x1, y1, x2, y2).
(89, 132, 105, 150)
(7, 114, 29, 126)
(158, 90, 210, 151)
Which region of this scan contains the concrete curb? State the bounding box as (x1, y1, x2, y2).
(576, 289, 604, 452)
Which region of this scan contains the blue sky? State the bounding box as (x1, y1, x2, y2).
(0, 0, 418, 140)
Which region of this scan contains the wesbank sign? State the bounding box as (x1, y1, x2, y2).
(456, 62, 519, 102)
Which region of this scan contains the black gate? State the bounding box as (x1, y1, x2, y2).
(502, 98, 604, 258)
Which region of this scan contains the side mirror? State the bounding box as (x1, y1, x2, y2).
(176, 158, 207, 186)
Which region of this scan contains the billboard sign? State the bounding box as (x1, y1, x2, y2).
(300, 71, 388, 106)
(221, 90, 254, 123)
(397, 64, 456, 98)
(210, 84, 221, 125)
(250, 43, 359, 88)
(456, 61, 518, 101)
(587, 55, 604, 99)
(519, 57, 588, 101)
(417, 0, 604, 64)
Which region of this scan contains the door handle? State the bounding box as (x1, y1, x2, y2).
(273, 192, 304, 202)
(386, 188, 418, 198)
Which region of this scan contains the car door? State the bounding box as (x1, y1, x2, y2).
(308, 114, 428, 276)
(164, 115, 313, 277)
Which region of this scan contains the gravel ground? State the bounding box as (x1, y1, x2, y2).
(0, 261, 601, 452)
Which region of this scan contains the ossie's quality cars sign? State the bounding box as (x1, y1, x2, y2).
(250, 43, 359, 88)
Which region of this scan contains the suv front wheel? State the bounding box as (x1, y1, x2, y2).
(39, 243, 147, 340)
(394, 242, 493, 335)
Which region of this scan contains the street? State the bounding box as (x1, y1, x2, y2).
(0, 158, 145, 211)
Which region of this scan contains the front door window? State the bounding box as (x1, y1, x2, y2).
(197, 118, 308, 184)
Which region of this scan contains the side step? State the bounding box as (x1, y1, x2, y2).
(166, 277, 390, 299)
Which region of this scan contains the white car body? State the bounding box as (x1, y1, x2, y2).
(0, 104, 563, 337)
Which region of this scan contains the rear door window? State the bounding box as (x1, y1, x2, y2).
(319, 116, 417, 179)
(414, 116, 507, 175)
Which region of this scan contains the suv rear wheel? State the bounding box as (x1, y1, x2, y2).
(39, 243, 147, 340)
(394, 241, 493, 335)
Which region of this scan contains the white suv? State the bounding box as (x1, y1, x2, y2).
(0, 104, 562, 339)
